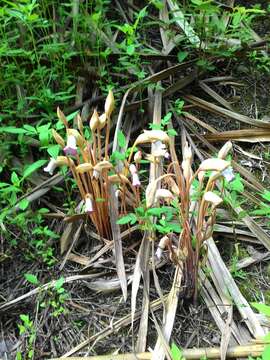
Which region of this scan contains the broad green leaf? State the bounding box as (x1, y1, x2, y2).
(23, 160, 47, 179)
(24, 273, 39, 285)
(251, 302, 270, 317)
(0, 126, 27, 134)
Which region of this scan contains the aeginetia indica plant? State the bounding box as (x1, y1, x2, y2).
(44, 90, 235, 300)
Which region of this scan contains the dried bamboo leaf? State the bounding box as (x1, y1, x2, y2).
(136, 89, 163, 352)
(109, 186, 127, 301)
(205, 128, 270, 142)
(59, 297, 165, 357)
(206, 237, 265, 338)
(199, 81, 234, 111)
(233, 206, 270, 252)
(184, 95, 270, 129)
(152, 264, 183, 360)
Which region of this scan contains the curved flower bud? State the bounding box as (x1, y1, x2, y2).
(155, 188, 174, 203)
(199, 158, 230, 172)
(182, 160, 192, 182)
(134, 130, 170, 146)
(67, 129, 84, 147)
(57, 107, 68, 128)
(93, 160, 113, 179)
(90, 109, 99, 132)
(203, 191, 223, 207)
(145, 181, 158, 208)
(76, 163, 93, 174)
(52, 129, 65, 148)
(156, 235, 170, 259)
(183, 142, 192, 161)
(129, 164, 137, 175)
(105, 90, 115, 118)
(99, 113, 107, 129)
(64, 134, 77, 156)
(44, 158, 57, 175)
(85, 194, 93, 213)
(108, 174, 129, 184)
(134, 150, 142, 164)
(132, 173, 141, 187)
(76, 114, 84, 134)
(218, 141, 232, 160)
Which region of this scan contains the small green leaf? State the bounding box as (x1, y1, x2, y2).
(262, 191, 270, 202)
(167, 129, 178, 137)
(47, 144, 60, 159)
(11, 171, 19, 185)
(117, 130, 126, 148)
(54, 277, 65, 290)
(126, 44, 135, 55)
(177, 51, 188, 63)
(23, 160, 47, 179)
(251, 302, 270, 317)
(24, 273, 39, 285)
(171, 342, 184, 360)
(117, 213, 137, 225)
(18, 199, 29, 210)
(262, 345, 270, 360)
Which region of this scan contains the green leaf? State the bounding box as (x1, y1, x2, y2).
(162, 112, 172, 126)
(117, 213, 137, 225)
(54, 277, 65, 290)
(146, 207, 167, 217)
(23, 124, 37, 134)
(11, 171, 19, 185)
(177, 51, 188, 63)
(18, 199, 29, 210)
(117, 130, 126, 148)
(47, 144, 61, 158)
(0, 126, 27, 134)
(23, 160, 47, 179)
(19, 314, 30, 324)
(171, 342, 184, 360)
(262, 345, 270, 360)
(127, 44, 135, 55)
(251, 302, 270, 317)
(168, 222, 182, 233)
(228, 174, 244, 193)
(262, 191, 270, 202)
(24, 273, 39, 285)
(111, 151, 126, 162)
(167, 128, 178, 137)
(37, 124, 51, 147)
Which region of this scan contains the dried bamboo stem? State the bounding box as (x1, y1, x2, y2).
(50, 343, 266, 360)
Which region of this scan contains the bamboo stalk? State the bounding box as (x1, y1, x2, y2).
(50, 343, 266, 360)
